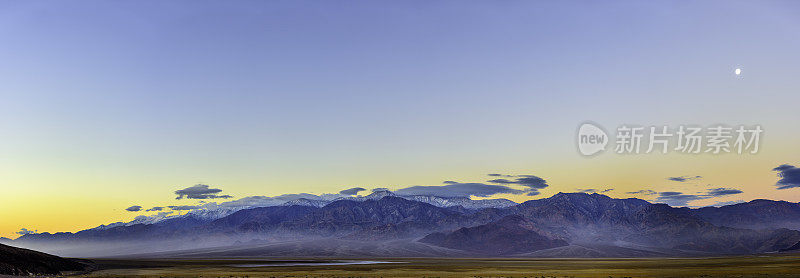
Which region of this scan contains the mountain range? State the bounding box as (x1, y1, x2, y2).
(8, 192, 800, 258)
(75, 190, 517, 232)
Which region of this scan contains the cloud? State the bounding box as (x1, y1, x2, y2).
(443, 181, 458, 184)
(488, 175, 548, 188)
(174, 184, 233, 200)
(515, 175, 550, 189)
(394, 182, 524, 198)
(339, 187, 366, 195)
(487, 179, 514, 184)
(486, 174, 550, 196)
(774, 164, 800, 189)
(125, 205, 142, 212)
(655, 192, 706, 207)
(372, 188, 389, 192)
(16, 228, 37, 235)
(168, 205, 201, 211)
(659, 191, 682, 196)
(146, 206, 164, 211)
(705, 187, 743, 196)
(667, 175, 702, 182)
(654, 187, 744, 206)
(708, 200, 745, 207)
(626, 189, 658, 195)
(575, 188, 613, 194)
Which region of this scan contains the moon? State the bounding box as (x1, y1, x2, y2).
(735, 68, 742, 75)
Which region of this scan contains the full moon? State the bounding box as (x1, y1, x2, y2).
(735, 68, 742, 75)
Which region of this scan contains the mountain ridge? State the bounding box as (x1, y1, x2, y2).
(12, 193, 800, 258)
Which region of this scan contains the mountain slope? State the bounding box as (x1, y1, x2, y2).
(419, 215, 568, 255)
(343, 190, 517, 209)
(627, 204, 800, 254)
(0, 243, 88, 275)
(206, 205, 318, 233)
(418, 193, 800, 256)
(276, 196, 496, 237)
(692, 199, 800, 230)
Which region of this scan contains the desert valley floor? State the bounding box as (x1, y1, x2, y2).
(71, 254, 800, 278)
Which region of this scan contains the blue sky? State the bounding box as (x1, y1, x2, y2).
(1, 0, 799, 237)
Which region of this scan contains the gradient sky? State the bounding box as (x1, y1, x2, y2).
(1, 0, 800, 239)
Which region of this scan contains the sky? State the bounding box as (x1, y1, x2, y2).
(1, 0, 799, 239)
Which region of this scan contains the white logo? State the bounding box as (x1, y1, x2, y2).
(577, 123, 608, 156)
(576, 123, 762, 156)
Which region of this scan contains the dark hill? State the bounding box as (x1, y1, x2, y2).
(0, 243, 88, 275)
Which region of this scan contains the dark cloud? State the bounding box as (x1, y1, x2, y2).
(705, 187, 744, 196)
(774, 164, 800, 189)
(168, 205, 200, 211)
(655, 187, 744, 206)
(577, 188, 613, 194)
(146, 206, 164, 212)
(16, 228, 37, 235)
(709, 200, 745, 207)
(443, 181, 458, 184)
(660, 191, 683, 196)
(372, 188, 389, 192)
(339, 187, 366, 195)
(174, 184, 232, 200)
(125, 205, 142, 212)
(655, 192, 706, 207)
(626, 190, 658, 195)
(515, 175, 549, 189)
(487, 178, 514, 184)
(667, 175, 702, 182)
(486, 174, 550, 196)
(394, 183, 524, 198)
